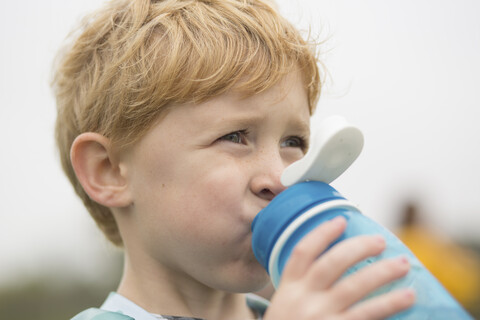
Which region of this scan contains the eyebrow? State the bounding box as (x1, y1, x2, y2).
(214, 114, 310, 136)
(288, 118, 311, 136)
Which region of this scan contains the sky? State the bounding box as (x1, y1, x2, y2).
(1, 0, 479, 286)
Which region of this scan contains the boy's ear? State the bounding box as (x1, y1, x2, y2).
(70, 133, 132, 208)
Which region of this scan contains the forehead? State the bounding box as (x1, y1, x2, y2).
(186, 71, 310, 127)
(234, 68, 310, 107)
(135, 70, 311, 147)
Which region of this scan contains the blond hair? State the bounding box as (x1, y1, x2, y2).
(52, 0, 321, 246)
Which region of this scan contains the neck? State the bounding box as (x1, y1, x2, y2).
(116, 253, 256, 320)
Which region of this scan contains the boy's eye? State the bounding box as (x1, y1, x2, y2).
(219, 130, 247, 144)
(281, 136, 307, 150)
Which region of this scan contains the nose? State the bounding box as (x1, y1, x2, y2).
(250, 151, 288, 201)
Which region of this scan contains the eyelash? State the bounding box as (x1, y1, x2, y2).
(218, 130, 308, 151)
(218, 130, 249, 144)
(282, 136, 308, 151)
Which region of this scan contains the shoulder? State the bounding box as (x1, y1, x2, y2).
(71, 308, 134, 320)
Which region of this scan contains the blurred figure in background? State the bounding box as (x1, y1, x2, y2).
(395, 202, 480, 315)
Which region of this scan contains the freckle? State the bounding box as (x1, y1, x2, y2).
(162, 183, 165, 188)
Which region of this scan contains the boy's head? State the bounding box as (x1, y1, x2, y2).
(52, 0, 321, 246)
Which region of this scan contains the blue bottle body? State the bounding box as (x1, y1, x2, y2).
(251, 181, 473, 320)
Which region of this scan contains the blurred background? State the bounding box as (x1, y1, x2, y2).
(1, 0, 479, 319)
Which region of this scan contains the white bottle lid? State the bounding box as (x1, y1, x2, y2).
(281, 115, 364, 186)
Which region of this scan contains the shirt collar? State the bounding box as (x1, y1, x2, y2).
(101, 292, 158, 320)
(101, 292, 269, 320)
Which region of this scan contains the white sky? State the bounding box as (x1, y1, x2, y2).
(1, 0, 479, 286)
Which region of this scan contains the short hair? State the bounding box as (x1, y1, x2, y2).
(52, 0, 321, 246)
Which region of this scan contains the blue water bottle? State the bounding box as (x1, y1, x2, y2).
(251, 116, 473, 319)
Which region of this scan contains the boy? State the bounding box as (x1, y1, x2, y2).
(52, 0, 414, 319)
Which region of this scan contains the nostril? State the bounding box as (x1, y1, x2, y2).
(260, 188, 275, 201)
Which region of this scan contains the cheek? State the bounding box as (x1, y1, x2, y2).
(130, 148, 253, 246)
(281, 148, 306, 165)
(177, 164, 249, 227)
(174, 152, 248, 206)
(195, 168, 245, 206)
(153, 160, 250, 233)
(156, 165, 254, 265)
